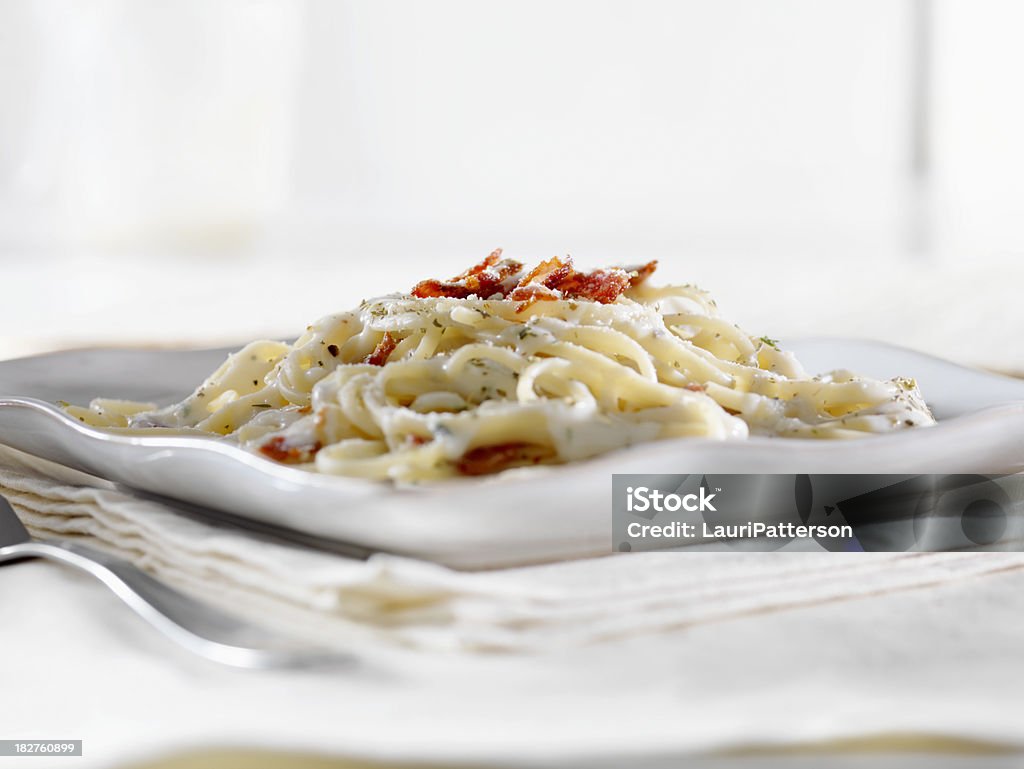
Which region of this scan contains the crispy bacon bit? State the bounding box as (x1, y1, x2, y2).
(516, 256, 574, 290)
(411, 248, 525, 299)
(553, 267, 631, 304)
(684, 383, 706, 392)
(365, 332, 398, 366)
(619, 260, 658, 287)
(507, 256, 630, 311)
(507, 283, 562, 311)
(411, 251, 656, 310)
(506, 255, 575, 311)
(406, 434, 431, 446)
(455, 442, 556, 476)
(455, 248, 503, 279)
(259, 436, 321, 464)
(297, 405, 313, 414)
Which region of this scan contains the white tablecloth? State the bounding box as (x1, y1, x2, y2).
(2, 447, 1024, 768)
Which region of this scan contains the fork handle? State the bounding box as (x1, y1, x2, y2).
(0, 540, 336, 668)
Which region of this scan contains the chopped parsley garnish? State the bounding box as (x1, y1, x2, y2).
(758, 336, 780, 350)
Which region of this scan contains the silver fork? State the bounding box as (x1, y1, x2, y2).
(0, 494, 349, 669)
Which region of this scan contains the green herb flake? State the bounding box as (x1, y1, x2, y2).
(758, 336, 780, 350)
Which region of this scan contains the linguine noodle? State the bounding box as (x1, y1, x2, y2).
(67, 252, 934, 481)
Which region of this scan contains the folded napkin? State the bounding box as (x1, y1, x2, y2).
(3, 444, 1023, 654)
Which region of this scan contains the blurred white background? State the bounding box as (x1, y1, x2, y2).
(1, 0, 1022, 368)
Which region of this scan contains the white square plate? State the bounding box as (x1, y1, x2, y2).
(1, 339, 1022, 567)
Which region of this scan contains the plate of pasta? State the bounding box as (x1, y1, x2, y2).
(1, 251, 1023, 567)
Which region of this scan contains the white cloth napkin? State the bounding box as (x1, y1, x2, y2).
(3, 444, 1023, 656)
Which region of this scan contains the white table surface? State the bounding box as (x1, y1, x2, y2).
(4, 553, 1024, 768)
